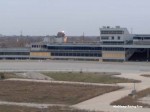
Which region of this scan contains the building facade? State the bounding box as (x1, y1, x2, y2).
(0, 26, 150, 62)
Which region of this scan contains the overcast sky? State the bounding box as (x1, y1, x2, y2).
(0, 0, 150, 36)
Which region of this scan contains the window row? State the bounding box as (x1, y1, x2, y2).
(103, 59, 124, 62)
(32, 45, 47, 48)
(101, 31, 124, 34)
(48, 46, 102, 50)
(102, 41, 124, 45)
(101, 36, 121, 40)
(0, 52, 30, 55)
(51, 52, 102, 57)
(103, 47, 124, 51)
(133, 37, 150, 40)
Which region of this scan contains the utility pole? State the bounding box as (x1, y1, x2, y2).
(131, 28, 133, 34)
(147, 48, 149, 62)
(20, 30, 23, 37)
(82, 32, 84, 43)
(132, 80, 136, 97)
(99, 27, 101, 43)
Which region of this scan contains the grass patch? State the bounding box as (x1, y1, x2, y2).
(0, 81, 121, 105)
(0, 72, 22, 79)
(141, 74, 150, 78)
(43, 72, 140, 84)
(111, 88, 150, 108)
(0, 105, 100, 112)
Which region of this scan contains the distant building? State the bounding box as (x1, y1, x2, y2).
(0, 26, 150, 62)
(43, 31, 67, 43)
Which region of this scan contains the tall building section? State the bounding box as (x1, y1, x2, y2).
(100, 26, 132, 45)
(100, 26, 134, 62)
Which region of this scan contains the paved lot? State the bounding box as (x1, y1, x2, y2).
(73, 72, 150, 112)
(0, 60, 150, 73)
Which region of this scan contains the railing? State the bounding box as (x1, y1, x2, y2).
(133, 41, 150, 45)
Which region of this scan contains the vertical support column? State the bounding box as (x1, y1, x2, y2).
(147, 49, 149, 61)
(124, 48, 126, 62)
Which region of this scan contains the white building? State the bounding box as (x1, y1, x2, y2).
(100, 26, 134, 62)
(100, 26, 133, 45)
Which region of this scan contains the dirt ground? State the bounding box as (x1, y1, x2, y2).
(0, 105, 100, 112)
(0, 80, 121, 105)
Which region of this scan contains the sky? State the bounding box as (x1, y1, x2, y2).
(0, 0, 150, 36)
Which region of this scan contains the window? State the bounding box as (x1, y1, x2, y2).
(103, 41, 124, 45)
(118, 36, 120, 40)
(101, 30, 124, 34)
(101, 36, 109, 40)
(103, 47, 124, 51)
(144, 37, 150, 40)
(112, 36, 114, 40)
(47, 46, 102, 51)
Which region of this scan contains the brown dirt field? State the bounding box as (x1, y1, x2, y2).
(0, 81, 121, 105)
(0, 105, 100, 112)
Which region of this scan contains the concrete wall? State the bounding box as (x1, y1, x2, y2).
(102, 51, 125, 60)
(30, 52, 51, 58)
